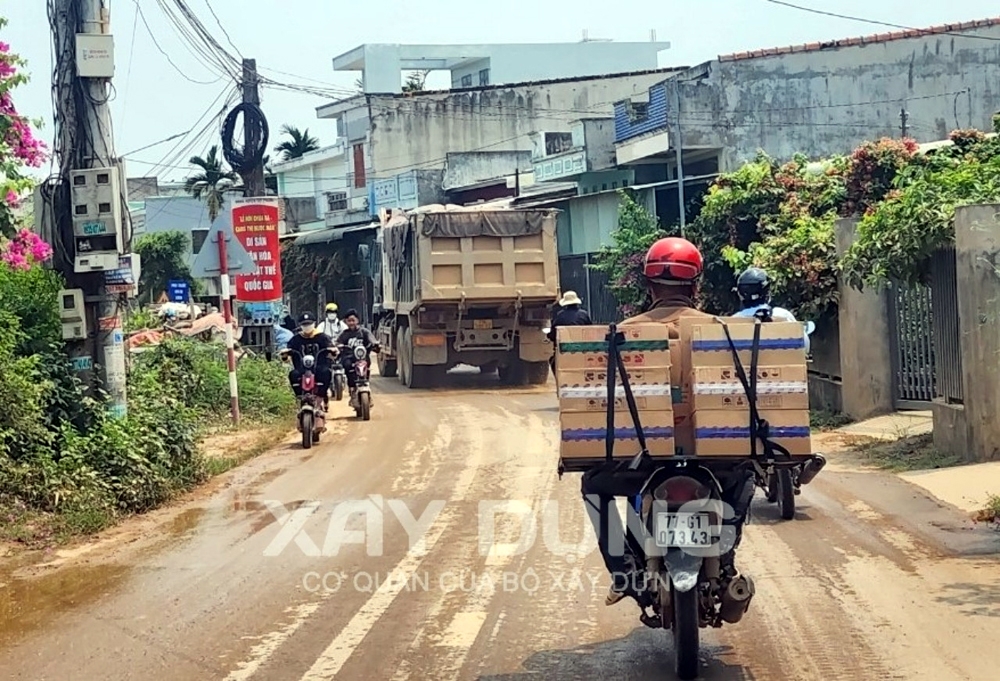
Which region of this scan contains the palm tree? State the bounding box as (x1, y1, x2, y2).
(184, 145, 238, 222)
(402, 70, 429, 93)
(275, 125, 320, 161)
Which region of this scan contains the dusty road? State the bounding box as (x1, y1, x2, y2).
(1, 371, 999, 681)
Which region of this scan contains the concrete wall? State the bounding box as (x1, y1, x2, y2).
(834, 218, 894, 420)
(950, 205, 1000, 462)
(367, 71, 680, 179)
(665, 25, 1000, 170)
(459, 43, 671, 90)
(441, 151, 532, 191)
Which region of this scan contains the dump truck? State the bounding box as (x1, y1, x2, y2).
(373, 203, 560, 388)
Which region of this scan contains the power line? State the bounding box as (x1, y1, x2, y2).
(121, 131, 191, 157)
(202, 0, 243, 58)
(129, 0, 222, 84)
(762, 1, 1000, 42)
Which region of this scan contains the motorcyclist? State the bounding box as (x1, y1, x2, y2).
(547, 291, 593, 343)
(335, 309, 380, 397)
(284, 312, 336, 408)
(582, 237, 755, 607)
(318, 302, 348, 338)
(732, 267, 810, 355)
(547, 291, 593, 373)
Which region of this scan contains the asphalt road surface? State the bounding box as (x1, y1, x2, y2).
(2, 369, 999, 680)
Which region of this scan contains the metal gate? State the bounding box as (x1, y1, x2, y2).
(557, 253, 620, 324)
(887, 283, 936, 408)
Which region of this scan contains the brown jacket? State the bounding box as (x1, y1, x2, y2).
(620, 294, 713, 338)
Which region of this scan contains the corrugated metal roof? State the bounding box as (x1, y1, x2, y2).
(720, 17, 1000, 62)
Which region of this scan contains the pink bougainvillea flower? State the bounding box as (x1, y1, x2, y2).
(0, 42, 9, 53)
(5, 189, 19, 207)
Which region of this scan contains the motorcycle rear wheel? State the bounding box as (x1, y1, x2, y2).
(334, 376, 345, 401)
(778, 468, 795, 520)
(672, 587, 700, 680)
(766, 471, 779, 503)
(301, 413, 314, 449)
(360, 392, 371, 421)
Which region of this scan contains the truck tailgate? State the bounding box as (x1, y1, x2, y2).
(416, 210, 559, 302)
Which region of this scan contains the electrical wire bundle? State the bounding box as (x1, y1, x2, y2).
(221, 102, 269, 175)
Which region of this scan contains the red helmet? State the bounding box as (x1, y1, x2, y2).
(644, 237, 703, 283)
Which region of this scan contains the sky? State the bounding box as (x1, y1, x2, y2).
(4, 0, 999, 182)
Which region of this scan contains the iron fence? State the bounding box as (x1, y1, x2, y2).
(930, 246, 964, 403)
(557, 254, 620, 324)
(887, 283, 936, 408)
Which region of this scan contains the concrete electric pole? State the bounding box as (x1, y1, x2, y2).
(241, 58, 266, 197)
(49, 0, 130, 417)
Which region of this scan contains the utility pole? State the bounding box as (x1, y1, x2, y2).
(50, 0, 128, 417)
(673, 85, 686, 236)
(900, 108, 909, 138)
(241, 58, 266, 197)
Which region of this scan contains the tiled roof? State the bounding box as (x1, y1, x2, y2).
(719, 17, 1000, 62)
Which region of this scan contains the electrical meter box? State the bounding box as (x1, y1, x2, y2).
(71, 166, 125, 273)
(59, 288, 88, 341)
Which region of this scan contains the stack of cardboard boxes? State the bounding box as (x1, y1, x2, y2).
(677, 318, 812, 457)
(555, 325, 675, 461)
(554, 318, 812, 464)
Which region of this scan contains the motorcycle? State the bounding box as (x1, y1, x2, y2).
(341, 340, 377, 421)
(332, 364, 348, 402)
(281, 347, 334, 449)
(760, 319, 816, 520)
(635, 461, 758, 680)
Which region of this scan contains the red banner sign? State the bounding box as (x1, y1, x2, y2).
(231, 199, 283, 302)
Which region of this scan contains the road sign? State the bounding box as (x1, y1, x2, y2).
(190, 220, 257, 279)
(167, 279, 190, 303)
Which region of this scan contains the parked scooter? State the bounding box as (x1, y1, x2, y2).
(281, 347, 335, 449)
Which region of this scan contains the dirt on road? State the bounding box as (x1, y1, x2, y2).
(1, 370, 998, 681)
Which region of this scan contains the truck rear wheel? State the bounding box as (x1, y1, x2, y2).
(377, 351, 398, 378)
(397, 327, 410, 386)
(525, 361, 550, 385)
(499, 359, 529, 387)
(400, 328, 441, 389)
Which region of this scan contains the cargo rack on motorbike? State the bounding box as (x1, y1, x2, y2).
(557, 319, 826, 484)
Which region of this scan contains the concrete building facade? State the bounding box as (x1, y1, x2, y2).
(335, 41, 671, 94)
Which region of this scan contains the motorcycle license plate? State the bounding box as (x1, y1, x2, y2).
(654, 512, 715, 548)
(473, 319, 492, 329)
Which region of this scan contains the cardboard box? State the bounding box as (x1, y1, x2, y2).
(688, 320, 807, 368)
(673, 403, 695, 456)
(559, 383, 673, 414)
(556, 324, 670, 371)
(690, 364, 810, 411)
(692, 409, 812, 457)
(559, 395, 674, 413)
(560, 410, 674, 459)
(557, 368, 671, 390)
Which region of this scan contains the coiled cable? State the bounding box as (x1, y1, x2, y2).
(221, 102, 269, 174)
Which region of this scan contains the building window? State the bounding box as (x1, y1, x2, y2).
(479, 68, 490, 86)
(353, 144, 366, 188)
(460, 74, 473, 88)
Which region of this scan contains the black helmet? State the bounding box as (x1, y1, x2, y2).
(297, 311, 317, 325)
(736, 267, 771, 306)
